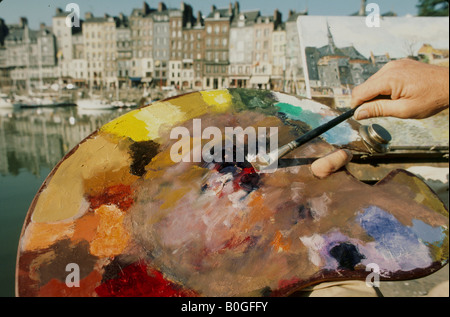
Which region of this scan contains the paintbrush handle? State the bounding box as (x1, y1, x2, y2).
(291, 107, 358, 148)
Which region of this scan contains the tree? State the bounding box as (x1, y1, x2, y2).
(417, 0, 449, 16)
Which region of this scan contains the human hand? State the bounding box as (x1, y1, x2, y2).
(310, 149, 353, 179)
(351, 59, 449, 120)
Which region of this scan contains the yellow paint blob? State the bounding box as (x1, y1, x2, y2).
(100, 109, 149, 142)
(21, 222, 74, 252)
(89, 204, 130, 257)
(31, 134, 131, 223)
(200, 90, 232, 112)
(101, 91, 232, 142)
(101, 102, 186, 141)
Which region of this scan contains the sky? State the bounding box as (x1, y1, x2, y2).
(0, 0, 422, 29)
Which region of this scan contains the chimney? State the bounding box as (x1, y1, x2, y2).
(234, 2, 240, 15)
(229, 3, 233, 15)
(211, 5, 216, 14)
(180, 2, 185, 11)
(288, 10, 294, 19)
(359, 0, 367, 16)
(56, 8, 63, 15)
(197, 11, 202, 25)
(158, 2, 166, 12)
(274, 9, 281, 24)
(19, 17, 28, 28)
(143, 2, 150, 15)
(40, 23, 46, 30)
(85, 12, 93, 20)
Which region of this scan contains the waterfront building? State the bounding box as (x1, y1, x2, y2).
(82, 12, 118, 89)
(229, 5, 259, 89)
(181, 11, 205, 90)
(271, 22, 286, 91)
(203, 4, 234, 89)
(250, 12, 282, 89)
(4, 18, 57, 90)
(285, 10, 308, 95)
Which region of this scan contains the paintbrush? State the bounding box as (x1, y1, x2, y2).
(250, 106, 361, 171)
(250, 95, 394, 171)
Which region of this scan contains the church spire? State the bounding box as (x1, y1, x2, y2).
(326, 20, 335, 54)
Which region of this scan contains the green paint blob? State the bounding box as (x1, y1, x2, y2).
(276, 102, 323, 128)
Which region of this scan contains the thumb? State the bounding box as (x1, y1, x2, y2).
(354, 99, 400, 120)
(310, 149, 353, 179)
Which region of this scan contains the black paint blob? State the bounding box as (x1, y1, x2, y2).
(329, 242, 365, 270)
(129, 140, 159, 176)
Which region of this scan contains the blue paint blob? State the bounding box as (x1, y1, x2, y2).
(356, 206, 431, 266)
(320, 116, 356, 145)
(411, 219, 446, 246)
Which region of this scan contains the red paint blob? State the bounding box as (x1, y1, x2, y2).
(88, 184, 134, 212)
(95, 262, 198, 297)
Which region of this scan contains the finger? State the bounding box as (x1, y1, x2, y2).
(354, 99, 408, 120)
(350, 73, 393, 108)
(311, 149, 353, 179)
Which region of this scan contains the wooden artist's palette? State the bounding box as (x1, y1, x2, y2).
(16, 89, 448, 297)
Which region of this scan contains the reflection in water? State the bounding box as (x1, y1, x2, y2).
(0, 106, 132, 177)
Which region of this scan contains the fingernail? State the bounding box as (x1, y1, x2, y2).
(343, 149, 353, 161)
(355, 109, 369, 120)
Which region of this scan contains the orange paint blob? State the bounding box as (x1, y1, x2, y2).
(270, 231, 291, 252)
(89, 205, 130, 257)
(21, 222, 74, 252)
(38, 269, 103, 297)
(71, 212, 101, 243)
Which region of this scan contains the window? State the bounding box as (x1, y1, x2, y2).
(207, 26, 212, 34)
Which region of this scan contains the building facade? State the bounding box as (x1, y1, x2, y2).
(203, 4, 234, 89)
(271, 22, 286, 91)
(285, 10, 307, 95)
(229, 7, 258, 89)
(4, 18, 57, 90)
